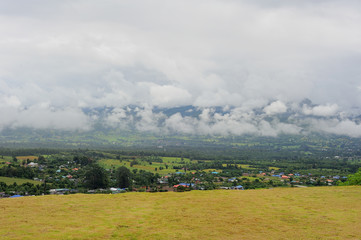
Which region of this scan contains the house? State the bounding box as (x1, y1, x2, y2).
(228, 177, 237, 182)
(173, 183, 192, 191)
(178, 183, 192, 187)
(110, 188, 126, 194)
(173, 184, 190, 192)
(10, 195, 23, 198)
(28, 162, 38, 167)
(157, 177, 169, 185)
(49, 189, 70, 194)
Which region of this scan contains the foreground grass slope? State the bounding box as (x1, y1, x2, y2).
(1, 186, 361, 240)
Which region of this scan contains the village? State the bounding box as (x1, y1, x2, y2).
(0, 152, 350, 197)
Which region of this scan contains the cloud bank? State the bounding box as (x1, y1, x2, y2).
(1, 1, 361, 137)
(101, 102, 361, 137)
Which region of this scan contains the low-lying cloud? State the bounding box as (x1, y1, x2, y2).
(101, 101, 361, 137)
(0, 102, 90, 131)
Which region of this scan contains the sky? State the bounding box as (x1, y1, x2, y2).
(1, 0, 361, 136)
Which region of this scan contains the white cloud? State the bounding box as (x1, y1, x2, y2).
(105, 107, 129, 128)
(264, 101, 287, 115)
(134, 107, 165, 132)
(162, 106, 302, 136)
(164, 113, 198, 135)
(1, 95, 21, 108)
(0, 105, 90, 131)
(310, 119, 361, 137)
(302, 104, 339, 117)
(150, 85, 192, 107)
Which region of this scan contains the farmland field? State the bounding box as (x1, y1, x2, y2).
(16, 156, 38, 161)
(1, 186, 361, 239)
(98, 156, 192, 175)
(0, 176, 41, 185)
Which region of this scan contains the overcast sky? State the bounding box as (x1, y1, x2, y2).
(1, 0, 361, 136)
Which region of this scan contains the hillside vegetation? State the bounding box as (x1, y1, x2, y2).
(1, 186, 361, 240)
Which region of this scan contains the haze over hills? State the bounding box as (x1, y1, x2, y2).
(2, 102, 361, 154)
(3, 99, 361, 135)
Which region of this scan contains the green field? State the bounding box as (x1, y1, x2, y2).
(0, 156, 12, 167)
(98, 156, 192, 175)
(0, 176, 41, 185)
(1, 186, 360, 239)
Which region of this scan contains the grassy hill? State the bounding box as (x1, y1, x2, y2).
(1, 186, 361, 239)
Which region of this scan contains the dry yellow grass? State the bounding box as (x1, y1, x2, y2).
(1, 186, 361, 239)
(16, 156, 38, 161)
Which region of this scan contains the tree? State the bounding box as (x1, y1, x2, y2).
(115, 166, 132, 188)
(38, 155, 46, 164)
(84, 164, 109, 189)
(130, 160, 138, 167)
(341, 168, 361, 186)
